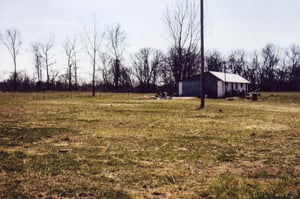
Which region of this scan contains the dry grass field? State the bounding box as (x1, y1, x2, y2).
(0, 92, 299, 198)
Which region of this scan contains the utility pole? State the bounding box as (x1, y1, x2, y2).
(200, 0, 205, 109)
(224, 62, 227, 98)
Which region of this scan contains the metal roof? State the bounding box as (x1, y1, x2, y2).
(209, 71, 250, 84)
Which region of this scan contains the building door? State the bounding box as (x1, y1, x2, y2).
(217, 81, 223, 98)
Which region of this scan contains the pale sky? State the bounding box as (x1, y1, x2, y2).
(1, 0, 300, 81)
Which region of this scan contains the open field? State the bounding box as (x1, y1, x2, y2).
(0, 92, 299, 198)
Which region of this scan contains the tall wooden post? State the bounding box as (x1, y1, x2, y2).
(200, 0, 205, 109)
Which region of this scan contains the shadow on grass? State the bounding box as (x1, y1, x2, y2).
(0, 150, 26, 172)
(0, 127, 74, 147)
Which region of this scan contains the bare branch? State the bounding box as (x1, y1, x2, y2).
(64, 36, 78, 91)
(31, 42, 43, 81)
(106, 23, 127, 89)
(40, 37, 55, 84)
(83, 15, 104, 96)
(0, 28, 22, 91)
(163, 0, 200, 88)
(133, 48, 164, 92)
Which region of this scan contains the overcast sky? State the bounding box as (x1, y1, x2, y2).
(1, 0, 300, 81)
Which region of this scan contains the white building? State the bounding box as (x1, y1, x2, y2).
(179, 71, 250, 98)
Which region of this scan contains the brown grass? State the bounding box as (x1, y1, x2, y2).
(0, 92, 299, 198)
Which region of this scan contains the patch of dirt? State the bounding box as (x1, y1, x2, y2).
(252, 104, 300, 113)
(245, 123, 289, 131)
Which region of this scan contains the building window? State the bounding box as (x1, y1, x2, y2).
(235, 83, 238, 89)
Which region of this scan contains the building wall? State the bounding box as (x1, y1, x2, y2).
(182, 80, 201, 96)
(219, 82, 247, 98)
(217, 81, 225, 97)
(225, 82, 248, 97)
(180, 73, 249, 98)
(181, 73, 219, 98)
(204, 73, 218, 98)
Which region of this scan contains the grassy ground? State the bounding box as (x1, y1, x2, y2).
(0, 92, 299, 198)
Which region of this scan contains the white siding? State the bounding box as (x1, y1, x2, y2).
(217, 81, 224, 97)
(178, 82, 183, 96)
(226, 83, 233, 92)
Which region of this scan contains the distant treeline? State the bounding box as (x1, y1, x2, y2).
(0, 43, 300, 93)
(205, 44, 300, 92)
(0, 71, 170, 93)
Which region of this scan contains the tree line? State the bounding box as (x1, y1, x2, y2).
(205, 44, 300, 92)
(1, 1, 299, 94)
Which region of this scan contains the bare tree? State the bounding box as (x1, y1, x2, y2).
(31, 42, 43, 81)
(63, 37, 77, 91)
(247, 51, 261, 90)
(50, 69, 60, 89)
(157, 60, 174, 92)
(227, 50, 248, 76)
(84, 16, 104, 96)
(40, 38, 55, 85)
(73, 45, 79, 91)
(0, 28, 22, 91)
(260, 44, 280, 91)
(286, 44, 300, 90)
(133, 48, 164, 92)
(106, 23, 126, 90)
(164, 0, 200, 90)
(206, 50, 225, 72)
(99, 53, 113, 91)
(151, 50, 165, 90)
(118, 67, 133, 90)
